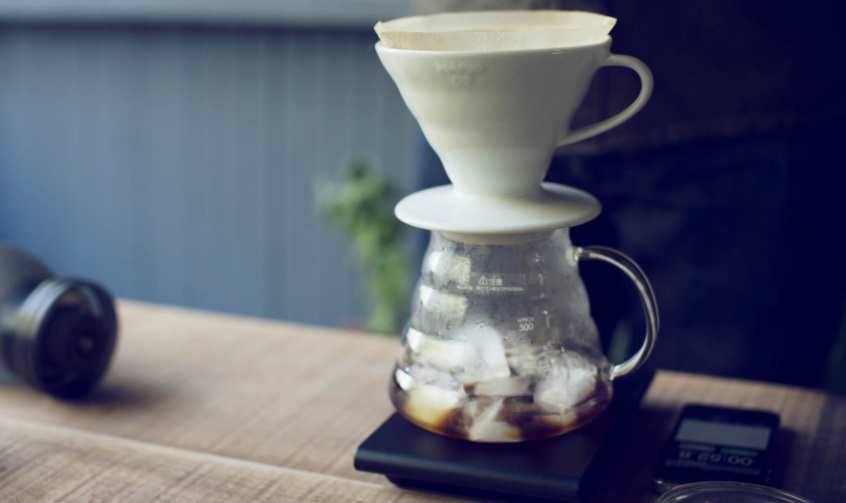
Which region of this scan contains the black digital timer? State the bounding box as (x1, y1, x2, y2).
(654, 404, 780, 493)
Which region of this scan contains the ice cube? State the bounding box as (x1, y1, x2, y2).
(417, 284, 468, 321)
(506, 348, 539, 377)
(405, 324, 510, 383)
(473, 376, 532, 397)
(534, 352, 598, 414)
(467, 397, 522, 442)
(396, 366, 467, 429)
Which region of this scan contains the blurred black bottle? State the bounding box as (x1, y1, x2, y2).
(0, 243, 117, 398)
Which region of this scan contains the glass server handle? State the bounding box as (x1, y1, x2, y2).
(575, 246, 659, 379)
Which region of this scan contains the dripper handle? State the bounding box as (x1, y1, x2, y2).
(575, 246, 659, 379)
(558, 55, 653, 147)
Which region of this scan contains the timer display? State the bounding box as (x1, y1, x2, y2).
(676, 419, 771, 450)
(654, 405, 779, 493)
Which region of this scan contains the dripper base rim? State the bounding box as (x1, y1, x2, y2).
(395, 182, 601, 238)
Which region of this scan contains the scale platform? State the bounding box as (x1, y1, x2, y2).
(354, 371, 654, 502)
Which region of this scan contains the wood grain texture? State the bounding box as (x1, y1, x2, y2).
(0, 416, 450, 503)
(0, 301, 399, 484)
(0, 300, 843, 502)
(604, 372, 845, 503)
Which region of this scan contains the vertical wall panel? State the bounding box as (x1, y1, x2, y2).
(0, 24, 418, 328)
(260, 30, 292, 320)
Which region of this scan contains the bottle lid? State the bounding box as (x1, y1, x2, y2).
(10, 278, 118, 399)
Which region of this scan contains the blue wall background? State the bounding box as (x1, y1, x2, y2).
(0, 24, 418, 327)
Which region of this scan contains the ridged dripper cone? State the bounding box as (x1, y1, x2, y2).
(374, 11, 652, 240)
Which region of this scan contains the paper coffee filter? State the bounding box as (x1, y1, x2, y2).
(375, 10, 616, 51)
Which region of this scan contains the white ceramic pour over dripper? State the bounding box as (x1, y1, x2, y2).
(375, 11, 653, 243)
(375, 10, 615, 51)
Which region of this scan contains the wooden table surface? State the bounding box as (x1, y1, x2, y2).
(0, 300, 843, 502)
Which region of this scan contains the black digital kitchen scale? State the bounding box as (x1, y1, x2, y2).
(354, 371, 654, 502)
